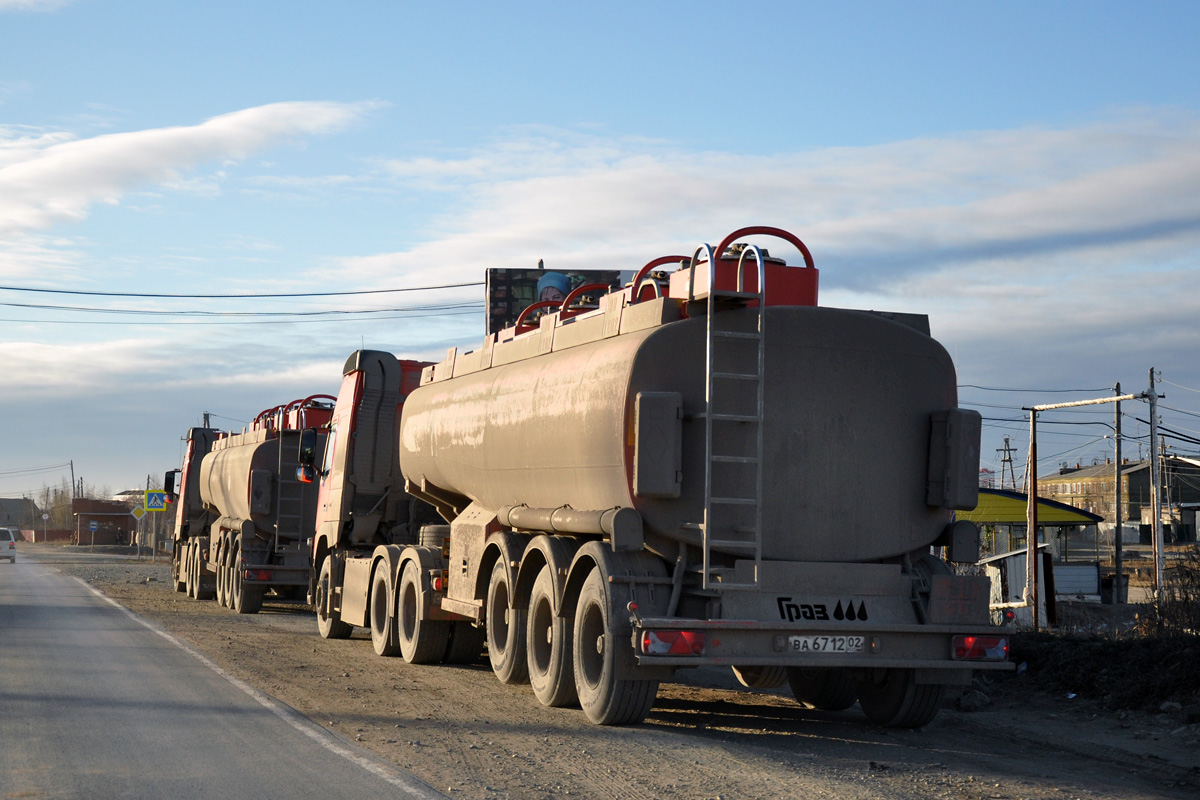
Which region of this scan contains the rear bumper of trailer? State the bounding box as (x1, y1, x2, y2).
(630, 616, 1013, 673)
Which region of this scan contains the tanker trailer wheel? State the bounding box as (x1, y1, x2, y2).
(216, 537, 231, 608)
(229, 547, 262, 613)
(443, 622, 486, 664)
(316, 556, 352, 640)
(786, 667, 858, 710)
(486, 560, 528, 684)
(527, 564, 577, 707)
(854, 668, 943, 728)
(573, 569, 658, 725)
(397, 560, 449, 663)
(369, 564, 401, 657)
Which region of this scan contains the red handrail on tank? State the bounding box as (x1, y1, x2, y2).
(557, 282, 612, 320)
(514, 300, 562, 334)
(713, 225, 815, 270)
(629, 255, 689, 305)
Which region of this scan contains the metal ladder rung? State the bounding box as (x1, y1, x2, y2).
(710, 496, 757, 505)
(711, 371, 759, 380)
(708, 540, 757, 549)
(710, 413, 759, 422)
(711, 330, 760, 340)
(710, 290, 761, 300)
(711, 455, 758, 464)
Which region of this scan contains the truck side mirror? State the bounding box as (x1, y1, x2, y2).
(297, 465, 317, 484)
(298, 428, 318, 466)
(164, 469, 181, 500)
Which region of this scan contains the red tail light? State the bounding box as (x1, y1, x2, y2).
(641, 630, 705, 656)
(952, 635, 1008, 661)
(244, 569, 273, 582)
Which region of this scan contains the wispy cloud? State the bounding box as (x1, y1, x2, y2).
(0, 101, 379, 236)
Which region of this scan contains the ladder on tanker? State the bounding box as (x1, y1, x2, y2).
(275, 432, 306, 546)
(693, 243, 767, 590)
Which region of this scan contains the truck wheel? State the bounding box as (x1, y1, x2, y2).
(786, 667, 857, 710)
(316, 557, 352, 640)
(486, 560, 528, 684)
(172, 553, 186, 593)
(231, 551, 262, 614)
(854, 668, 944, 728)
(397, 561, 449, 663)
(184, 542, 196, 599)
(732, 665, 787, 689)
(216, 539, 230, 608)
(370, 565, 400, 657)
(443, 622, 485, 664)
(573, 569, 658, 725)
(527, 565, 577, 707)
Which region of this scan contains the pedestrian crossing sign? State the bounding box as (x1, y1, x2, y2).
(145, 491, 168, 511)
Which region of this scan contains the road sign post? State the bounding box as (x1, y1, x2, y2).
(89, 519, 98, 550)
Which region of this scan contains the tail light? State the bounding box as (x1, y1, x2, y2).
(952, 635, 1008, 661)
(244, 569, 273, 582)
(641, 630, 705, 656)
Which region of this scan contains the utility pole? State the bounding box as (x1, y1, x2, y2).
(1148, 368, 1164, 600)
(1026, 412, 1039, 628)
(70, 460, 76, 500)
(1113, 383, 1124, 603)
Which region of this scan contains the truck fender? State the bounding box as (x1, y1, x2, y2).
(396, 545, 446, 617)
(370, 544, 405, 619)
(562, 540, 671, 680)
(514, 534, 578, 615)
(475, 532, 532, 607)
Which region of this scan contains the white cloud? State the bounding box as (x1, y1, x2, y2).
(0, 101, 379, 236)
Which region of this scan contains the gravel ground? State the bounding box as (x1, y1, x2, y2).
(21, 543, 1200, 800)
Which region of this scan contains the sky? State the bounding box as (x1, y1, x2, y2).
(2, 0, 1200, 503)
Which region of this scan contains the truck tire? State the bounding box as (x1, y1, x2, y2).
(231, 549, 262, 613)
(527, 564, 577, 707)
(786, 667, 858, 710)
(184, 542, 196, 599)
(732, 665, 787, 690)
(397, 560, 449, 663)
(216, 537, 230, 608)
(316, 557, 352, 640)
(443, 622, 485, 664)
(486, 560, 528, 684)
(370, 565, 401, 657)
(854, 668, 944, 728)
(573, 569, 658, 725)
(173, 553, 186, 593)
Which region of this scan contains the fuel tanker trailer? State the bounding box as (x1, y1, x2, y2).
(324, 225, 1009, 727)
(166, 396, 334, 613)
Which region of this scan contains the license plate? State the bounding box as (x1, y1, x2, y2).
(786, 635, 865, 653)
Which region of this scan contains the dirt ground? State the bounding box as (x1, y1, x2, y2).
(25, 544, 1200, 799)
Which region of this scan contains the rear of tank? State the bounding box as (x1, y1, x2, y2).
(199, 434, 281, 535)
(399, 303, 967, 563)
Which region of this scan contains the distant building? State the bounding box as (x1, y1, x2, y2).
(0, 497, 39, 529)
(1037, 457, 1200, 530)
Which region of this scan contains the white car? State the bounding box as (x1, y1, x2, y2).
(1, 527, 16, 562)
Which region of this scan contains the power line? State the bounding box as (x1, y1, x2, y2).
(0, 306, 482, 326)
(0, 300, 482, 318)
(959, 384, 1109, 393)
(0, 280, 484, 300)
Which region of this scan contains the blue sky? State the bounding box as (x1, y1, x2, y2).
(2, 0, 1200, 500)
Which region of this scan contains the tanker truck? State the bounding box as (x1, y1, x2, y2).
(306, 226, 1009, 727)
(165, 396, 334, 613)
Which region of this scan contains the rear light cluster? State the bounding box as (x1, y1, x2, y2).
(952, 635, 1008, 661)
(431, 573, 446, 592)
(244, 569, 273, 582)
(640, 630, 705, 656)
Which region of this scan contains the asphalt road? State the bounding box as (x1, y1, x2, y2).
(0, 554, 443, 800)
